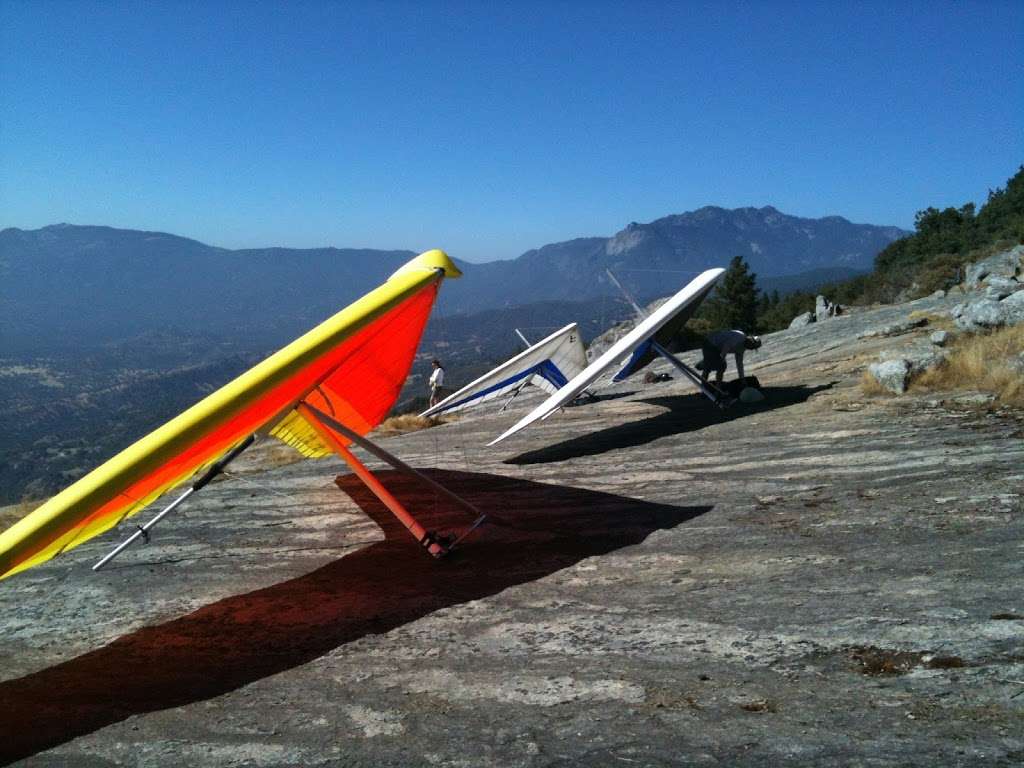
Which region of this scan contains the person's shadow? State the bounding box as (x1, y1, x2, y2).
(0, 469, 710, 765)
(506, 383, 836, 465)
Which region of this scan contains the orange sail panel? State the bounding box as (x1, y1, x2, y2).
(0, 250, 458, 580)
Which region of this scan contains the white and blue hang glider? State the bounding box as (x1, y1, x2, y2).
(420, 323, 590, 417)
(488, 267, 726, 445)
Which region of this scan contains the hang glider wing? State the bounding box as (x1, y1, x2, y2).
(611, 294, 700, 382)
(0, 250, 461, 581)
(420, 323, 588, 417)
(488, 268, 724, 445)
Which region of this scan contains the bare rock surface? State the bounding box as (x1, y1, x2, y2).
(2, 290, 1023, 767)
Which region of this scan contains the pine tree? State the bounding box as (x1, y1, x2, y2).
(704, 255, 759, 332)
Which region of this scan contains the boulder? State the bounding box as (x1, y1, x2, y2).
(789, 311, 815, 329)
(984, 277, 1020, 300)
(1006, 353, 1024, 375)
(815, 295, 841, 322)
(870, 345, 946, 395)
(955, 299, 1006, 331)
(965, 245, 1023, 288)
(868, 359, 912, 394)
(930, 330, 951, 347)
(1000, 290, 1024, 326)
(880, 346, 946, 376)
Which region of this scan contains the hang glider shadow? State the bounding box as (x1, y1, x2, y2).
(505, 382, 837, 466)
(0, 469, 710, 765)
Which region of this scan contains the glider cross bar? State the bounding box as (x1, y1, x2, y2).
(92, 434, 256, 571)
(297, 403, 487, 558)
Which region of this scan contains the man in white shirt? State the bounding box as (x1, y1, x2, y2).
(700, 330, 761, 386)
(428, 359, 445, 407)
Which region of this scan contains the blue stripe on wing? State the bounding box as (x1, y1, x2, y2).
(612, 340, 652, 382)
(436, 359, 570, 412)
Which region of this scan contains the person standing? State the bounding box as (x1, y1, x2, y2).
(428, 359, 445, 407)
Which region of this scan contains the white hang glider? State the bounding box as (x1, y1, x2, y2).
(488, 267, 726, 445)
(420, 323, 589, 417)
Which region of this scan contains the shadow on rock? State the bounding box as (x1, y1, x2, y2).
(506, 383, 836, 465)
(566, 389, 637, 406)
(0, 469, 709, 765)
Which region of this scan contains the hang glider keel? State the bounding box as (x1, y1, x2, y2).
(299, 403, 486, 558)
(93, 434, 257, 571)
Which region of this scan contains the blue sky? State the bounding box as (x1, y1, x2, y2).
(1, 0, 1021, 262)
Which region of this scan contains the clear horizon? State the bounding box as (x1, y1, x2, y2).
(1, 1, 1021, 263)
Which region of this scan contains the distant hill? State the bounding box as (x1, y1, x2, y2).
(0, 224, 419, 352)
(1, 209, 903, 350)
(440, 206, 904, 313)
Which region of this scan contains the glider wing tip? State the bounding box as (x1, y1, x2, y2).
(487, 427, 517, 446)
(390, 249, 463, 281)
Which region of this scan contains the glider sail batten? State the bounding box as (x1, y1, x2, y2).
(0, 250, 460, 581)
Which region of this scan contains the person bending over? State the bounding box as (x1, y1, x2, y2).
(700, 331, 761, 386)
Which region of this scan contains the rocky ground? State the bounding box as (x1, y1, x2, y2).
(1, 291, 1022, 767)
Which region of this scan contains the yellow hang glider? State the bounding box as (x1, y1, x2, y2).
(0, 249, 483, 581)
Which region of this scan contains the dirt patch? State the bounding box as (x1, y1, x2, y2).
(737, 698, 774, 713)
(850, 646, 966, 676)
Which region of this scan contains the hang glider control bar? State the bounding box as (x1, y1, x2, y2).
(93, 434, 256, 571)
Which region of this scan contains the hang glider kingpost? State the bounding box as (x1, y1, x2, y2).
(0, 250, 484, 582)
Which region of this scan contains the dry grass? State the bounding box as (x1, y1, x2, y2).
(375, 413, 448, 435)
(914, 324, 1024, 406)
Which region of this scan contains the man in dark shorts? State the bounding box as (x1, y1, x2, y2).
(700, 330, 761, 386)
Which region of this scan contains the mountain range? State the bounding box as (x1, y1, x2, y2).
(443, 206, 905, 313)
(1, 207, 906, 352)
